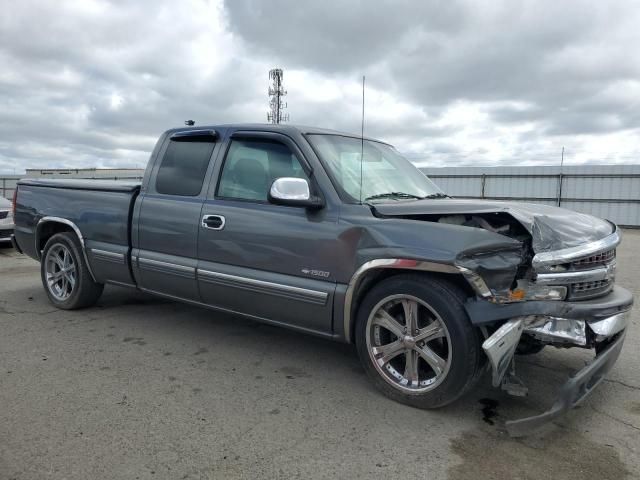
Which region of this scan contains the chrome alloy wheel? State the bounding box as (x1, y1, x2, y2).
(44, 243, 76, 301)
(366, 294, 452, 393)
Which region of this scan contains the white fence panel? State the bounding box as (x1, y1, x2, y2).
(422, 165, 640, 227)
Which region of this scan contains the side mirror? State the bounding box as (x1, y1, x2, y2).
(268, 177, 324, 209)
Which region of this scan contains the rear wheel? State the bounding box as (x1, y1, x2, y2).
(41, 232, 103, 309)
(355, 274, 483, 408)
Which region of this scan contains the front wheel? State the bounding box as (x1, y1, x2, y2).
(355, 274, 483, 409)
(41, 232, 104, 309)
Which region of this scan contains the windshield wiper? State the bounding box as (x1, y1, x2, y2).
(364, 192, 424, 201)
(422, 193, 450, 199)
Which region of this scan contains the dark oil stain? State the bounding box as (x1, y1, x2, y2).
(163, 352, 172, 356)
(255, 375, 263, 380)
(123, 337, 146, 345)
(286, 375, 295, 379)
(479, 398, 499, 425)
(192, 388, 202, 394)
(268, 408, 280, 415)
(106, 334, 115, 338)
(99, 366, 111, 371)
(448, 428, 630, 480)
(168, 376, 177, 382)
(193, 347, 208, 356)
(280, 366, 311, 378)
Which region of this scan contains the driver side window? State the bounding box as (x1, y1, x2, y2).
(217, 139, 307, 202)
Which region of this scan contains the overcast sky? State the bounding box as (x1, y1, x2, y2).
(1, 0, 640, 173)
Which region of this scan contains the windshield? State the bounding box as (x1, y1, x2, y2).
(307, 134, 444, 203)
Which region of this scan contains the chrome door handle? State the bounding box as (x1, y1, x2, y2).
(201, 214, 225, 230)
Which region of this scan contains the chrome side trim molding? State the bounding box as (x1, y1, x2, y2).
(36, 216, 97, 282)
(138, 257, 196, 279)
(342, 259, 460, 343)
(105, 279, 137, 289)
(198, 269, 328, 305)
(457, 266, 493, 298)
(139, 287, 334, 339)
(532, 228, 620, 269)
(90, 248, 126, 264)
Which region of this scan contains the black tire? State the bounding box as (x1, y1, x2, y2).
(355, 274, 483, 409)
(40, 232, 104, 309)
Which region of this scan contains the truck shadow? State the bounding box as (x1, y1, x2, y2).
(93, 285, 600, 427)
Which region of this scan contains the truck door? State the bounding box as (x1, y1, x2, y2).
(197, 131, 339, 335)
(133, 130, 219, 301)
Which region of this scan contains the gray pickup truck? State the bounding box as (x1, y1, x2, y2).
(11, 124, 633, 435)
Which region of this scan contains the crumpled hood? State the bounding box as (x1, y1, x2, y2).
(371, 198, 614, 254)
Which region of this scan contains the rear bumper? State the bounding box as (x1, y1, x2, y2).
(506, 331, 626, 437)
(0, 227, 14, 242)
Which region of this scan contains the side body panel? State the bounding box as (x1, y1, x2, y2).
(197, 129, 344, 335)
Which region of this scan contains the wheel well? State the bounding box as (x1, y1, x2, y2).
(37, 222, 75, 257)
(349, 268, 475, 343)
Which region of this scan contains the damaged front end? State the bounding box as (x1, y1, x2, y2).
(483, 314, 628, 436)
(458, 226, 632, 436)
(372, 201, 633, 435)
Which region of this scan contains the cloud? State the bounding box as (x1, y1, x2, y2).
(0, 0, 639, 173)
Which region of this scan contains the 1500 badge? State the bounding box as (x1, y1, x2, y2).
(301, 268, 330, 278)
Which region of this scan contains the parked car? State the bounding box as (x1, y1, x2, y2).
(0, 196, 14, 243)
(11, 124, 633, 435)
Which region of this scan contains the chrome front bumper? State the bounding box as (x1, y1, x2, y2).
(506, 331, 626, 437)
(481, 288, 632, 436)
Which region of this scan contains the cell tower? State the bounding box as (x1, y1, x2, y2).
(267, 68, 289, 124)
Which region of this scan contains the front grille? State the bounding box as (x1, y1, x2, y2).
(537, 247, 617, 301)
(0, 211, 8, 220)
(570, 279, 613, 299)
(571, 249, 616, 269)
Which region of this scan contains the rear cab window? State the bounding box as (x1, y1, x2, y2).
(155, 136, 216, 196)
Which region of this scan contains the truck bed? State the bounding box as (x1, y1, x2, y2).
(14, 179, 141, 285)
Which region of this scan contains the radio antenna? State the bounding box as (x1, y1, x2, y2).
(359, 75, 365, 204)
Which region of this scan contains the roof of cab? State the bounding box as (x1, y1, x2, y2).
(163, 123, 390, 145)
